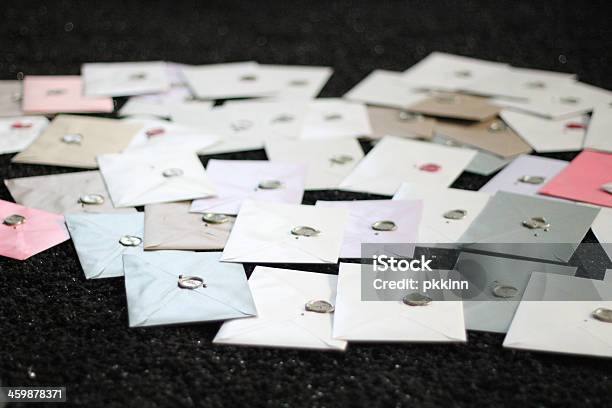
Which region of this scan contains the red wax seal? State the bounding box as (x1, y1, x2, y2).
(145, 127, 165, 137)
(11, 121, 33, 129)
(418, 163, 441, 172)
(565, 122, 586, 130)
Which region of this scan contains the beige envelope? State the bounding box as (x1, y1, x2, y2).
(12, 115, 142, 168)
(144, 201, 235, 251)
(435, 117, 532, 158)
(406, 92, 499, 121)
(367, 106, 435, 140)
(4, 171, 135, 214)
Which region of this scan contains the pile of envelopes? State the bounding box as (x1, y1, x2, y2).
(1, 54, 611, 358)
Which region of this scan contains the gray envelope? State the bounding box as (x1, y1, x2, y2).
(5, 171, 136, 214)
(459, 191, 600, 262)
(454, 252, 576, 333)
(0, 81, 23, 117)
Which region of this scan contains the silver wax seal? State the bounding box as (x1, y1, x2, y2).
(371, 220, 397, 231)
(488, 120, 507, 132)
(129, 72, 148, 80)
(305, 300, 334, 313)
(492, 283, 518, 299)
(62, 133, 82, 144)
(397, 111, 424, 122)
(289, 79, 309, 86)
(454, 69, 472, 78)
(324, 113, 343, 121)
(178, 275, 206, 290)
(291, 226, 320, 237)
(202, 213, 229, 224)
(518, 175, 545, 185)
(601, 182, 612, 194)
(3, 214, 26, 226)
(239, 74, 257, 82)
(443, 209, 467, 220)
(525, 80, 546, 89)
(46, 88, 67, 96)
(560, 96, 580, 105)
(79, 194, 105, 205)
(162, 168, 183, 178)
(402, 292, 432, 306)
(230, 119, 253, 132)
(119, 235, 142, 247)
(329, 154, 354, 165)
(433, 94, 456, 104)
(591, 307, 612, 323)
(271, 114, 295, 123)
(258, 180, 282, 190)
(522, 216, 550, 230)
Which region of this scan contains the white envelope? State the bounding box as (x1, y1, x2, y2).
(333, 263, 467, 342)
(584, 103, 612, 153)
(503, 272, 612, 358)
(315, 199, 423, 258)
(393, 183, 490, 243)
(119, 91, 213, 119)
(500, 110, 587, 152)
(213, 266, 347, 351)
(179, 100, 308, 154)
(0, 80, 23, 117)
(401, 52, 509, 92)
(98, 149, 216, 207)
(300, 98, 372, 140)
(264, 138, 364, 190)
(463, 67, 576, 100)
(343, 69, 428, 109)
(221, 200, 348, 264)
(0, 116, 48, 154)
(123, 117, 219, 153)
(257, 64, 332, 100)
(494, 81, 612, 119)
(82, 61, 170, 97)
(190, 160, 306, 215)
(339, 136, 476, 196)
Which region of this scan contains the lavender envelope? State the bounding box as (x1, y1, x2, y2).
(0, 200, 69, 261)
(190, 160, 306, 215)
(315, 200, 423, 258)
(479, 155, 569, 196)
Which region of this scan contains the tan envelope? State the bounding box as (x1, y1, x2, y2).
(144, 201, 235, 251)
(435, 117, 532, 158)
(12, 114, 142, 168)
(4, 171, 136, 214)
(0, 81, 23, 117)
(406, 92, 499, 121)
(366, 106, 435, 140)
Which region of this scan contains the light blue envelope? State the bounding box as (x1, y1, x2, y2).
(65, 213, 144, 279)
(123, 251, 257, 327)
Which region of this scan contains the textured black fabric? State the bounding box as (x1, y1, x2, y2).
(1, 1, 611, 407)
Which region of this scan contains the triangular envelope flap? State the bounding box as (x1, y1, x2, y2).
(67, 214, 143, 241)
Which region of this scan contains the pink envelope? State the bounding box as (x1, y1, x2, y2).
(0, 200, 70, 260)
(22, 76, 114, 114)
(539, 150, 612, 208)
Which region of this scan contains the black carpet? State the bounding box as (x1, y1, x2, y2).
(1, 1, 611, 407)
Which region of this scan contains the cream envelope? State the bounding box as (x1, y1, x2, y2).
(500, 110, 587, 152)
(0, 116, 48, 154)
(584, 103, 612, 153)
(0, 80, 23, 117)
(494, 81, 612, 119)
(435, 117, 532, 158)
(123, 117, 218, 154)
(393, 183, 490, 244)
(144, 201, 234, 251)
(367, 106, 435, 140)
(315, 200, 423, 258)
(190, 160, 306, 215)
(503, 272, 612, 358)
(4, 171, 136, 214)
(181, 61, 278, 100)
(343, 69, 428, 109)
(98, 149, 216, 207)
(124, 251, 256, 327)
(339, 136, 476, 196)
(406, 92, 500, 121)
(462, 67, 576, 100)
(300, 99, 372, 140)
(333, 263, 467, 342)
(22, 76, 114, 114)
(82, 61, 170, 97)
(257, 64, 333, 100)
(401, 52, 509, 92)
(12, 115, 143, 168)
(221, 200, 348, 264)
(264, 137, 364, 190)
(213, 266, 347, 351)
(0, 200, 69, 261)
(479, 155, 569, 197)
(65, 213, 144, 279)
(458, 191, 600, 262)
(538, 150, 612, 208)
(181, 100, 308, 154)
